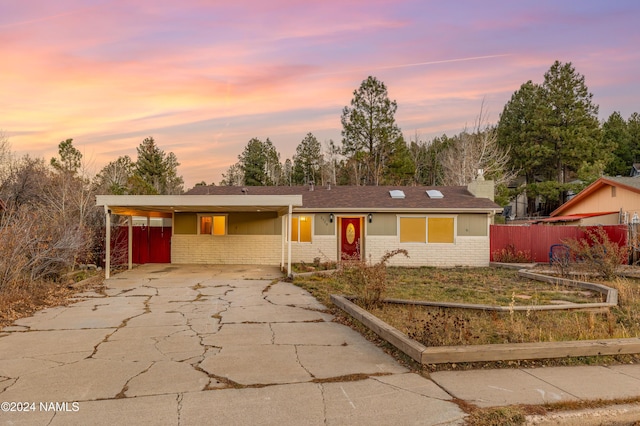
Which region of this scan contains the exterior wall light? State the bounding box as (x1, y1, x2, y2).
(329, 213, 334, 223)
(368, 213, 373, 223)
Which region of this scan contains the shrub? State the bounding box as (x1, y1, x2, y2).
(338, 249, 409, 309)
(562, 227, 628, 280)
(0, 205, 92, 290)
(492, 244, 532, 263)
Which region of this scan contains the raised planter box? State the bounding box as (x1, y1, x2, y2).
(331, 294, 640, 364)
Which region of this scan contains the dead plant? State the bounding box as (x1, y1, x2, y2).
(338, 249, 409, 309)
(562, 227, 629, 280)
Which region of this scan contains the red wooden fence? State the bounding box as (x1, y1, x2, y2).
(490, 224, 628, 263)
(113, 226, 172, 264)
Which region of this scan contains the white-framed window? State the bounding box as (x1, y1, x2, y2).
(398, 216, 455, 244)
(198, 214, 227, 235)
(289, 215, 312, 243)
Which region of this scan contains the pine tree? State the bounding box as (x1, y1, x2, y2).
(341, 76, 402, 185)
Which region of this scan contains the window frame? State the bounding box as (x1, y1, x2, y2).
(399, 216, 426, 243)
(398, 215, 456, 244)
(289, 214, 313, 243)
(197, 213, 228, 236)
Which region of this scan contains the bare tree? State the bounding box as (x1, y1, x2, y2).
(0, 131, 12, 189)
(439, 102, 517, 187)
(321, 139, 341, 186)
(220, 163, 244, 186)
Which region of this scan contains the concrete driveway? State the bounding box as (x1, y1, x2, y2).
(0, 264, 465, 425)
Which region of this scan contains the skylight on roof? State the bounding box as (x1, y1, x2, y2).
(426, 190, 444, 199)
(389, 190, 405, 199)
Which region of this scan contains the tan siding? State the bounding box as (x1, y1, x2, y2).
(314, 214, 335, 235)
(457, 214, 487, 236)
(580, 213, 619, 226)
(174, 213, 197, 234)
(563, 185, 640, 216)
(366, 213, 397, 236)
(227, 212, 280, 235)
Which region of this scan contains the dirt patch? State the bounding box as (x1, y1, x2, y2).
(0, 273, 105, 329)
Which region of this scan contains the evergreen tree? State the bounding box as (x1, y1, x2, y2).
(541, 61, 602, 208)
(498, 61, 602, 214)
(292, 133, 323, 185)
(628, 112, 640, 168)
(603, 111, 631, 176)
(238, 138, 282, 186)
(381, 136, 414, 185)
(134, 137, 184, 194)
(498, 81, 552, 186)
(51, 138, 82, 175)
(341, 76, 402, 185)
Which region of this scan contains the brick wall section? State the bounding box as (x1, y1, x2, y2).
(365, 236, 490, 267)
(172, 235, 281, 265)
(289, 236, 338, 263)
(172, 234, 490, 267)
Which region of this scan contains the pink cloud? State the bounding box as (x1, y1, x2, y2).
(2, 0, 639, 188)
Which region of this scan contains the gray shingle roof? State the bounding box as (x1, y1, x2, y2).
(185, 185, 501, 211)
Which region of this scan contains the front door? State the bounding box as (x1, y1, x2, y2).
(340, 217, 362, 260)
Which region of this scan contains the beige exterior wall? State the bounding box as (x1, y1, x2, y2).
(228, 212, 280, 235)
(457, 214, 488, 236)
(172, 211, 492, 267)
(579, 213, 619, 225)
(172, 234, 281, 264)
(563, 185, 640, 218)
(287, 236, 338, 263)
(367, 213, 397, 236)
(174, 213, 197, 234)
(365, 236, 490, 267)
(314, 213, 335, 235)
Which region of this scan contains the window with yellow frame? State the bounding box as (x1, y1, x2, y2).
(290, 216, 312, 243)
(399, 216, 454, 243)
(198, 214, 227, 235)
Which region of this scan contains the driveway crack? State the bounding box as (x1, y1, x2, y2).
(86, 295, 153, 359)
(0, 377, 18, 393)
(115, 361, 154, 399)
(177, 393, 184, 425)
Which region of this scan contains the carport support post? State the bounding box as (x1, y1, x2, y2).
(281, 215, 285, 271)
(128, 216, 133, 270)
(287, 204, 292, 277)
(104, 206, 111, 279)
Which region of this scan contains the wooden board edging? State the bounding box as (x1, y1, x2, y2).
(383, 298, 615, 312)
(330, 295, 427, 363)
(330, 294, 640, 365)
(421, 338, 640, 364)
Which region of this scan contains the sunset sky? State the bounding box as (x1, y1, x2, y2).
(2, 0, 639, 188)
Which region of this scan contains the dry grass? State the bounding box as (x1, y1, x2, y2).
(294, 266, 640, 346)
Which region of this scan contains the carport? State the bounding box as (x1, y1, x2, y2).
(96, 194, 303, 279)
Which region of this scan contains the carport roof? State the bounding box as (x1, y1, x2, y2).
(95, 194, 303, 217)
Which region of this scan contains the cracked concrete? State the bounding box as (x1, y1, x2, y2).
(0, 264, 465, 425)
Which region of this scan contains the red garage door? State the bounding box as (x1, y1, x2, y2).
(115, 226, 171, 264)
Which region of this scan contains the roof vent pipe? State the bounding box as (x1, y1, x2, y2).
(309, 181, 314, 191)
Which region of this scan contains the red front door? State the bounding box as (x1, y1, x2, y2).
(340, 217, 362, 260)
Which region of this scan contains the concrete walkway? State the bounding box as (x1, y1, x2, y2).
(1, 264, 640, 425)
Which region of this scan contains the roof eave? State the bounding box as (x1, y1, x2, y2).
(294, 207, 502, 214)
